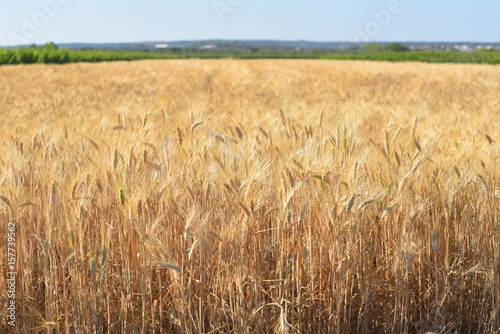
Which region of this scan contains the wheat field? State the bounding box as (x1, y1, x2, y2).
(0, 59, 499, 333)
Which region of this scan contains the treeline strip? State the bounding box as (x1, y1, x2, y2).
(1, 47, 499, 65)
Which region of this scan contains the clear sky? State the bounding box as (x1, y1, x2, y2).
(1, 0, 499, 46)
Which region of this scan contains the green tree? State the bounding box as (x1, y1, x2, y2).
(43, 42, 58, 50)
(385, 43, 409, 52)
(362, 43, 384, 53)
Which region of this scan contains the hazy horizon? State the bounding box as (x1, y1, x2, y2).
(26, 38, 500, 46)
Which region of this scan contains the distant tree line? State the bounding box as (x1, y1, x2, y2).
(0, 43, 499, 65)
(0, 43, 177, 65)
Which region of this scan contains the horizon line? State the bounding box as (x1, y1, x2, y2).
(2, 39, 499, 48)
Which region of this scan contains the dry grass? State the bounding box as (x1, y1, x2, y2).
(0, 59, 499, 333)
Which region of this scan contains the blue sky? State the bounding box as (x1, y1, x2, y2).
(1, 0, 499, 46)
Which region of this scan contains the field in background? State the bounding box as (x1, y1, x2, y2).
(0, 59, 499, 333)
